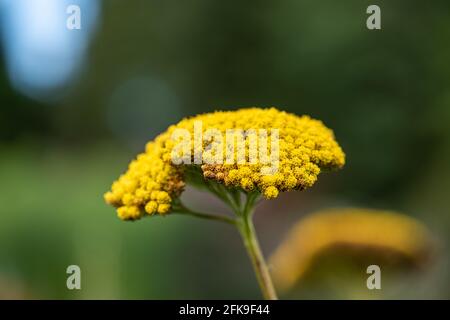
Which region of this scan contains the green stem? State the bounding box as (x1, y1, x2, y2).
(173, 205, 236, 225)
(192, 186, 278, 300)
(236, 194, 278, 300)
(205, 181, 241, 213)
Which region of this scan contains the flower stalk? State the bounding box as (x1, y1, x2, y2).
(172, 206, 236, 225)
(236, 201, 278, 300)
(174, 187, 278, 300)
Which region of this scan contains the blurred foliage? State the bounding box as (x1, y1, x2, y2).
(0, 0, 449, 298)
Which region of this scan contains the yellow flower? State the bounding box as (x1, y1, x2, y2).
(190, 108, 344, 196)
(270, 208, 434, 292)
(104, 107, 345, 220)
(104, 140, 185, 220)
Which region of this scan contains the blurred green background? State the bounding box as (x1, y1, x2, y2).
(0, 0, 449, 299)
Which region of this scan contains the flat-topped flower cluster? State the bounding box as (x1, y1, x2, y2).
(104, 107, 345, 220)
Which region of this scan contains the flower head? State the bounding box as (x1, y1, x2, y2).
(104, 107, 345, 220)
(270, 208, 434, 291)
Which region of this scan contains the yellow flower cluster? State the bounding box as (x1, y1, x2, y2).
(270, 208, 433, 291)
(195, 108, 345, 198)
(104, 107, 345, 220)
(104, 138, 185, 220)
